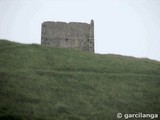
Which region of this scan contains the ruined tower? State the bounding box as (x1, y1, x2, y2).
(41, 20, 94, 52)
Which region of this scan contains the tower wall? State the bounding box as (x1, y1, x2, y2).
(41, 20, 94, 52)
(89, 20, 94, 52)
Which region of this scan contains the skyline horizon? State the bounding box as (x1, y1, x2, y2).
(0, 0, 160, 61)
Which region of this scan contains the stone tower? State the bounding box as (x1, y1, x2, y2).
(41, 20, 94, 52)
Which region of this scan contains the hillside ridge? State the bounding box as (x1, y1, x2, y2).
(0, 39, 160, 120)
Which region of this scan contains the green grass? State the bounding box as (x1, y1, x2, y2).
(0, 39, 160, 120)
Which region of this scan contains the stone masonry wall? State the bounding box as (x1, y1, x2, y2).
(41, 20, 94, 52)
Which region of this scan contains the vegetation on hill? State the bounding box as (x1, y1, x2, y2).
(0, 39, 160, 120)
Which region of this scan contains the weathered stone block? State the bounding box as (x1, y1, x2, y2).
(41, 20, 94, 52)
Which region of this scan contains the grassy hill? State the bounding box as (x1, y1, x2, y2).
(0, 39, 160, 120)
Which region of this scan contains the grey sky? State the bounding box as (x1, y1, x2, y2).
(0, 0, 160, 61)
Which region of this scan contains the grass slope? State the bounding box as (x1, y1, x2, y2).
(0, 39, 160, 120)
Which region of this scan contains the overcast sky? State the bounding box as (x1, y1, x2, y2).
(0, 0, 160, 61)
